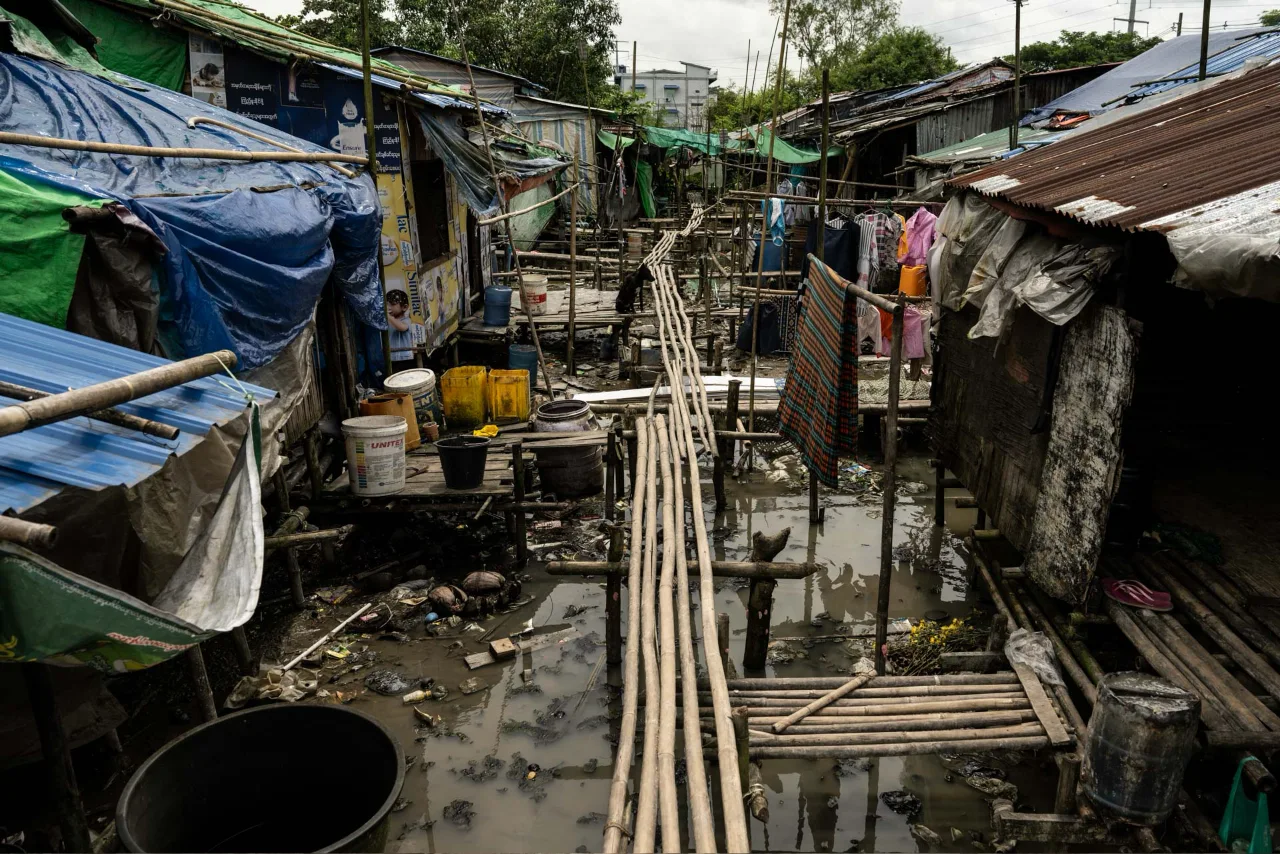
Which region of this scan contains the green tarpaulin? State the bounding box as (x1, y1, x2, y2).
(598, 130, 635, 150)
(60, 0, 187, 90)
(636, 161, 656, 218)
(0, 169, 106, 328)
(748, 128, 842, 165)
(0, 7, 112, 76)
(640, 126, 746, 156)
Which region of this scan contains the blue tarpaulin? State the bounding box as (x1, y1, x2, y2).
(0, 51, 383, 368)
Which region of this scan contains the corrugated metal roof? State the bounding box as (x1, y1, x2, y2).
(1128, 31, 1280, 99)
(950, 62, 1280, 233)
(0, 314, 276, 515)
(318, 63, 507, 114)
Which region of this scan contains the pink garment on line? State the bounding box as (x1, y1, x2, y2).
(878, 305, 926, 360)
(903, 207, 938, 267)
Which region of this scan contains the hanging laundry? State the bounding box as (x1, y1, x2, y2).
(801, 218, 860, 283)
(779, 258, 859, 488)
(857, 298, 881, 353)
(903, 207, 938, 266)
(895, 212, 909, 262)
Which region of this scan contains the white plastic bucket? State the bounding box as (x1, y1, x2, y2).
(524, 275, 549, 316)
(384, 368, 439, 424)
(342, 415, 407, 496)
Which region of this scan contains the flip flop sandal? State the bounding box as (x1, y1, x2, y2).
(1103, 577, 1173, 611)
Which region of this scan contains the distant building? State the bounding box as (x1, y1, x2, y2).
(618, 61, 717, 130)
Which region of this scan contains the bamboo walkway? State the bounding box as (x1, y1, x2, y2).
(601, 208, 1077, 854)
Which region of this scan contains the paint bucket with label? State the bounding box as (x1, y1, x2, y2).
(523, 275, 549, 316)
(342, 416, 407, 496)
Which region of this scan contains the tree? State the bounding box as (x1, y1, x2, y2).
(1261, 9, 1280, 25)
(770, 0, 899, 69)
(276, 0, 620, 106)
(1013, 30, 1161, 73)
(828, 27, 958, 92)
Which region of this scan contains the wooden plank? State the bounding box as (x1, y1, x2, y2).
(465, 627, 579, 669)
(1010, 661, 1072, 746)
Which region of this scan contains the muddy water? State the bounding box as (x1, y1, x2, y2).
(333, 452, 1055, 853)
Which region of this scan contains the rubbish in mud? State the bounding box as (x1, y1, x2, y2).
(364, 669, 413, 696)
(767, 640, 808, 664)
(403, 689, 430, 704)
(881, 790, 922, 817)
(462, 570, 506, 596)
(583, 758, 599, 773)
(225, 668, 319, 708)
(910, 824, 943, 846)
(951, 828, 966, 843)
(442, 800, 475, 829)
(853, 656, 877, 676)
(398, 596, 429, 608)
(313, 585, 355, 605)
(413, 706, 441, 727)
(833, 758, 874, 777)
(562, 604, 595, 619)
(489, 637, 519, 659)
(391, 797, 411, 813)
(424, 612, 440, 624)
(826, 796, 839, 809)
(429, 584, 469, 615)
(324, 645, 351, 661)
(431, 684, 449, 701)
(457, 756, 505, 782)
(940, 753, 1007, 780)
(458, 677, 485, 695)
(1004, 628, 1064, 686)
(964, 776, 1018, 800)
(577, 812, 607, 824)
(352, 603, 393, 632)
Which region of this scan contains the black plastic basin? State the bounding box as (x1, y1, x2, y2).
(117, 705, 404, 853)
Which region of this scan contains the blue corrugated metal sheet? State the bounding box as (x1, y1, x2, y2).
(0, 314, 276, 515)
(1128, 31, 1280, 99)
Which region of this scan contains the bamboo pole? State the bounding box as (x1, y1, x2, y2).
(0, 516, 58, 548)
(1157, 553, 1280, 671)
(748, 0, 792, 435)
(753, 722, 1046, 747)
(667, 416, 715, 852)
(478, 182, 580, 226)
(652, 415, 680, 852)
(751, 735, 1050, 759)
(453, 23, 555, 402)
(632, 419, 661, 853)
(264, 525, 354, 550)
(725, 684, 1023, 699)
(23, 663, 93, 853)
(738, 710, 1039, 734)
(873, 299, 905, 676)
(710, 691, 1025, 709)
(0, 380, 180, 440)
(771, 673, 872, 733)
(0, 131, 368, 165)
(567, 158, 579, 376)
(187, 116, 357, 178)
(0, 350, 236, 438)
(706, 697, 1032, 718)
(718, 673, 1022, 689)
(603, 420, 649, 854)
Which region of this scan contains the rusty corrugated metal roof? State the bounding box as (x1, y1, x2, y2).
(950, 61, 1280, 233)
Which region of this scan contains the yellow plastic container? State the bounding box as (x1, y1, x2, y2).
(440, 366, 488, 429)
(488, 369, 531, 424)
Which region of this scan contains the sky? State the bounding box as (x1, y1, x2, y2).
(243, 0, 1276, 91)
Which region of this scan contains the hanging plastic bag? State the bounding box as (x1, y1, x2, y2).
(1004, 628, 1064, 686)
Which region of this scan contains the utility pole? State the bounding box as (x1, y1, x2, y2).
(1009, 0, 1024, 152)
(1127, 0, 1138, 32)
(1199, 0, 1212, 79)
(631, 41, 637, 98)
(1177, 11, 1184, 34)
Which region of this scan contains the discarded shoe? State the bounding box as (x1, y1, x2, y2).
(1102, 578, 1173, 611)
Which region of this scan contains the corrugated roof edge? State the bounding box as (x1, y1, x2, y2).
(371, 45, 548, 93)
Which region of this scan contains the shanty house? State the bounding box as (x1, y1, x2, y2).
(929, 60, 1280, 608)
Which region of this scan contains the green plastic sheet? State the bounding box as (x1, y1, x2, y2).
(60, 0, 187, 90)
(0, 168, 106, 329)
(598, 130, 635, 150)
(748, 128, 843, 165)
(0, 7, 111, 76)
(636, 161, 656, 218)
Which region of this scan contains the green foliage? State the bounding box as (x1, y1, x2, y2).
(1013, 30, 1162, 73)
(771, 0, 899, 68)
(1261, 9, 1280, 25)
(594, 87, 662, 126)
(706, 74, 806, 132)
(826, 26, 958, 91)
(276, 0, 621, 106)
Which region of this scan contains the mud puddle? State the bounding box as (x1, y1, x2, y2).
(309, 450, 1054, 853)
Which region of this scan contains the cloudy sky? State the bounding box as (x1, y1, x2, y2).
(243, 0, 1272, 90)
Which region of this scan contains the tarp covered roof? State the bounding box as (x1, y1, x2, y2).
(0, 312, 275, 515)
(0, 44, 384, 368)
